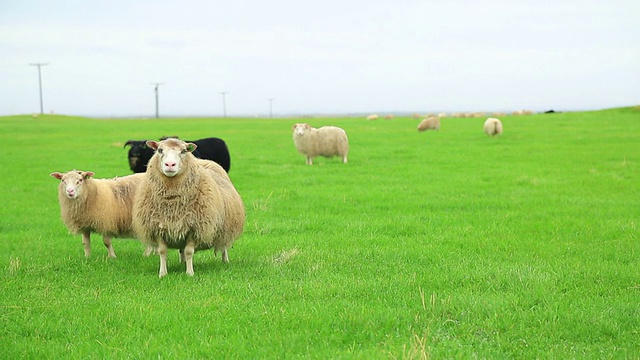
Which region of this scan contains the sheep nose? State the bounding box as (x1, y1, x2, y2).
(165, 162, 176, 168)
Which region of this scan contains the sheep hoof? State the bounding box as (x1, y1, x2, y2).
(159, 270, 167, 278)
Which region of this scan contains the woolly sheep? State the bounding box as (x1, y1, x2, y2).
(132, 138, 245, 277)
(417, 115, 441, 132)
(366, 114, 378, 121)
(50, 170, 147, 258)
(292, 123, 349, 165)
(512, 109, 533, 116)
(483, 117, 503, 136)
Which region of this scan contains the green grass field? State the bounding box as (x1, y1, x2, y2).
(1, 108, 638, 358)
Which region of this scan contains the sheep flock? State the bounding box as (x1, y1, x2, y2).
(50, 110, 519, 277)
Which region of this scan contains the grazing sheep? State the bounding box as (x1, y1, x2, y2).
(124, 136, 231, 173)
(50, 170, 147, 258)
(384, 114, 395, 120)
(512, 109, 534, 116)
(132, 138, 245, 277)
(483, 117, 503, 136)
(366, 114, 378, 121)
(417, 115, 441, 132)
(292, 123, 349, 165)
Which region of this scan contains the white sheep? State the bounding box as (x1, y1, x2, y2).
(292, 123, 349, 165)
(483, 117, 503, 136)
(132, 138, 245, 277)
(417, 115, 441, 132)
(366, 114, 378, 121)
(50, 170, 146, 258)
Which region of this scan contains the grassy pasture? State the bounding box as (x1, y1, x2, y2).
(0, 108, 638, 358)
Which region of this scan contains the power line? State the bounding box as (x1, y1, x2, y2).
(29, 62, 49, 114)
(151, 83, 164, 118)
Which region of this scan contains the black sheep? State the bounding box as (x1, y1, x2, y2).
(124, 137, 231, 173)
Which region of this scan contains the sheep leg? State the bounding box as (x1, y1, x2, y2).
(179, 248, 186, 263)
(103, 235, 117, 258)
(184, 241, 195, 276)
(221, 248, 229, 263)
(342, 155, 348, 164)
(306, 157, 313, 165)
(81, 231, 91, 258)
(157, 239, 168, 278)
(143, 245, 155, 257)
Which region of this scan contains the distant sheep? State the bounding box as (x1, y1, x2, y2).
(483, 117, 503, 136)
(132, 138, 245, 277)
(366, 114, 378, 121)
(512, 109, 533, 116)
(50, 170, 147, 258)
(292, 123, 349, 165)
(417, 115, 441, 132)
(124, 136, 231, 174)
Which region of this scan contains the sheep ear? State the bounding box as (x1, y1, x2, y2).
(186, 143, 197, 153)
(147, 140, 159, 150)
(83, 171, 95, 179)
(50, 172, 63, 180)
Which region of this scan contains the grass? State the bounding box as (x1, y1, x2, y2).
(0, 108, 639, 358)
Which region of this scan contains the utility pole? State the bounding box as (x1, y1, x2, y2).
(29, 62, 49, 114)
(151, 82, 164, 118)
(268, 98, 275, 118)
(219, 91, 228, 117)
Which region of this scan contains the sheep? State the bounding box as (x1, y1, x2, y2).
(417, 115, 441, 132)
(124, 136, 231, 174)
(483, 117, 503, 136)
(50, 170, 147, 258)
(366, 114, 378, 121)
(292, 123, 349, 165)
(132, 138, 245, 277)
(512, 109, 533, 116)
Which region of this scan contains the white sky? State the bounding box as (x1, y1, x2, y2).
(1, 0, 638, 117)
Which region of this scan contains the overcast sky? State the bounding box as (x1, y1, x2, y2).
(1, 0, 638, 117)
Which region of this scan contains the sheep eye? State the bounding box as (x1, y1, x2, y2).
(157, 149, 164, 154)
(181, 149, 187, 154)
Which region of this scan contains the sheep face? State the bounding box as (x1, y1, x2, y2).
(292, 123, 311, 137)
(50, 171, 95, 199)
(147, 139, 197, 178)
(124, 140, 154, 173)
